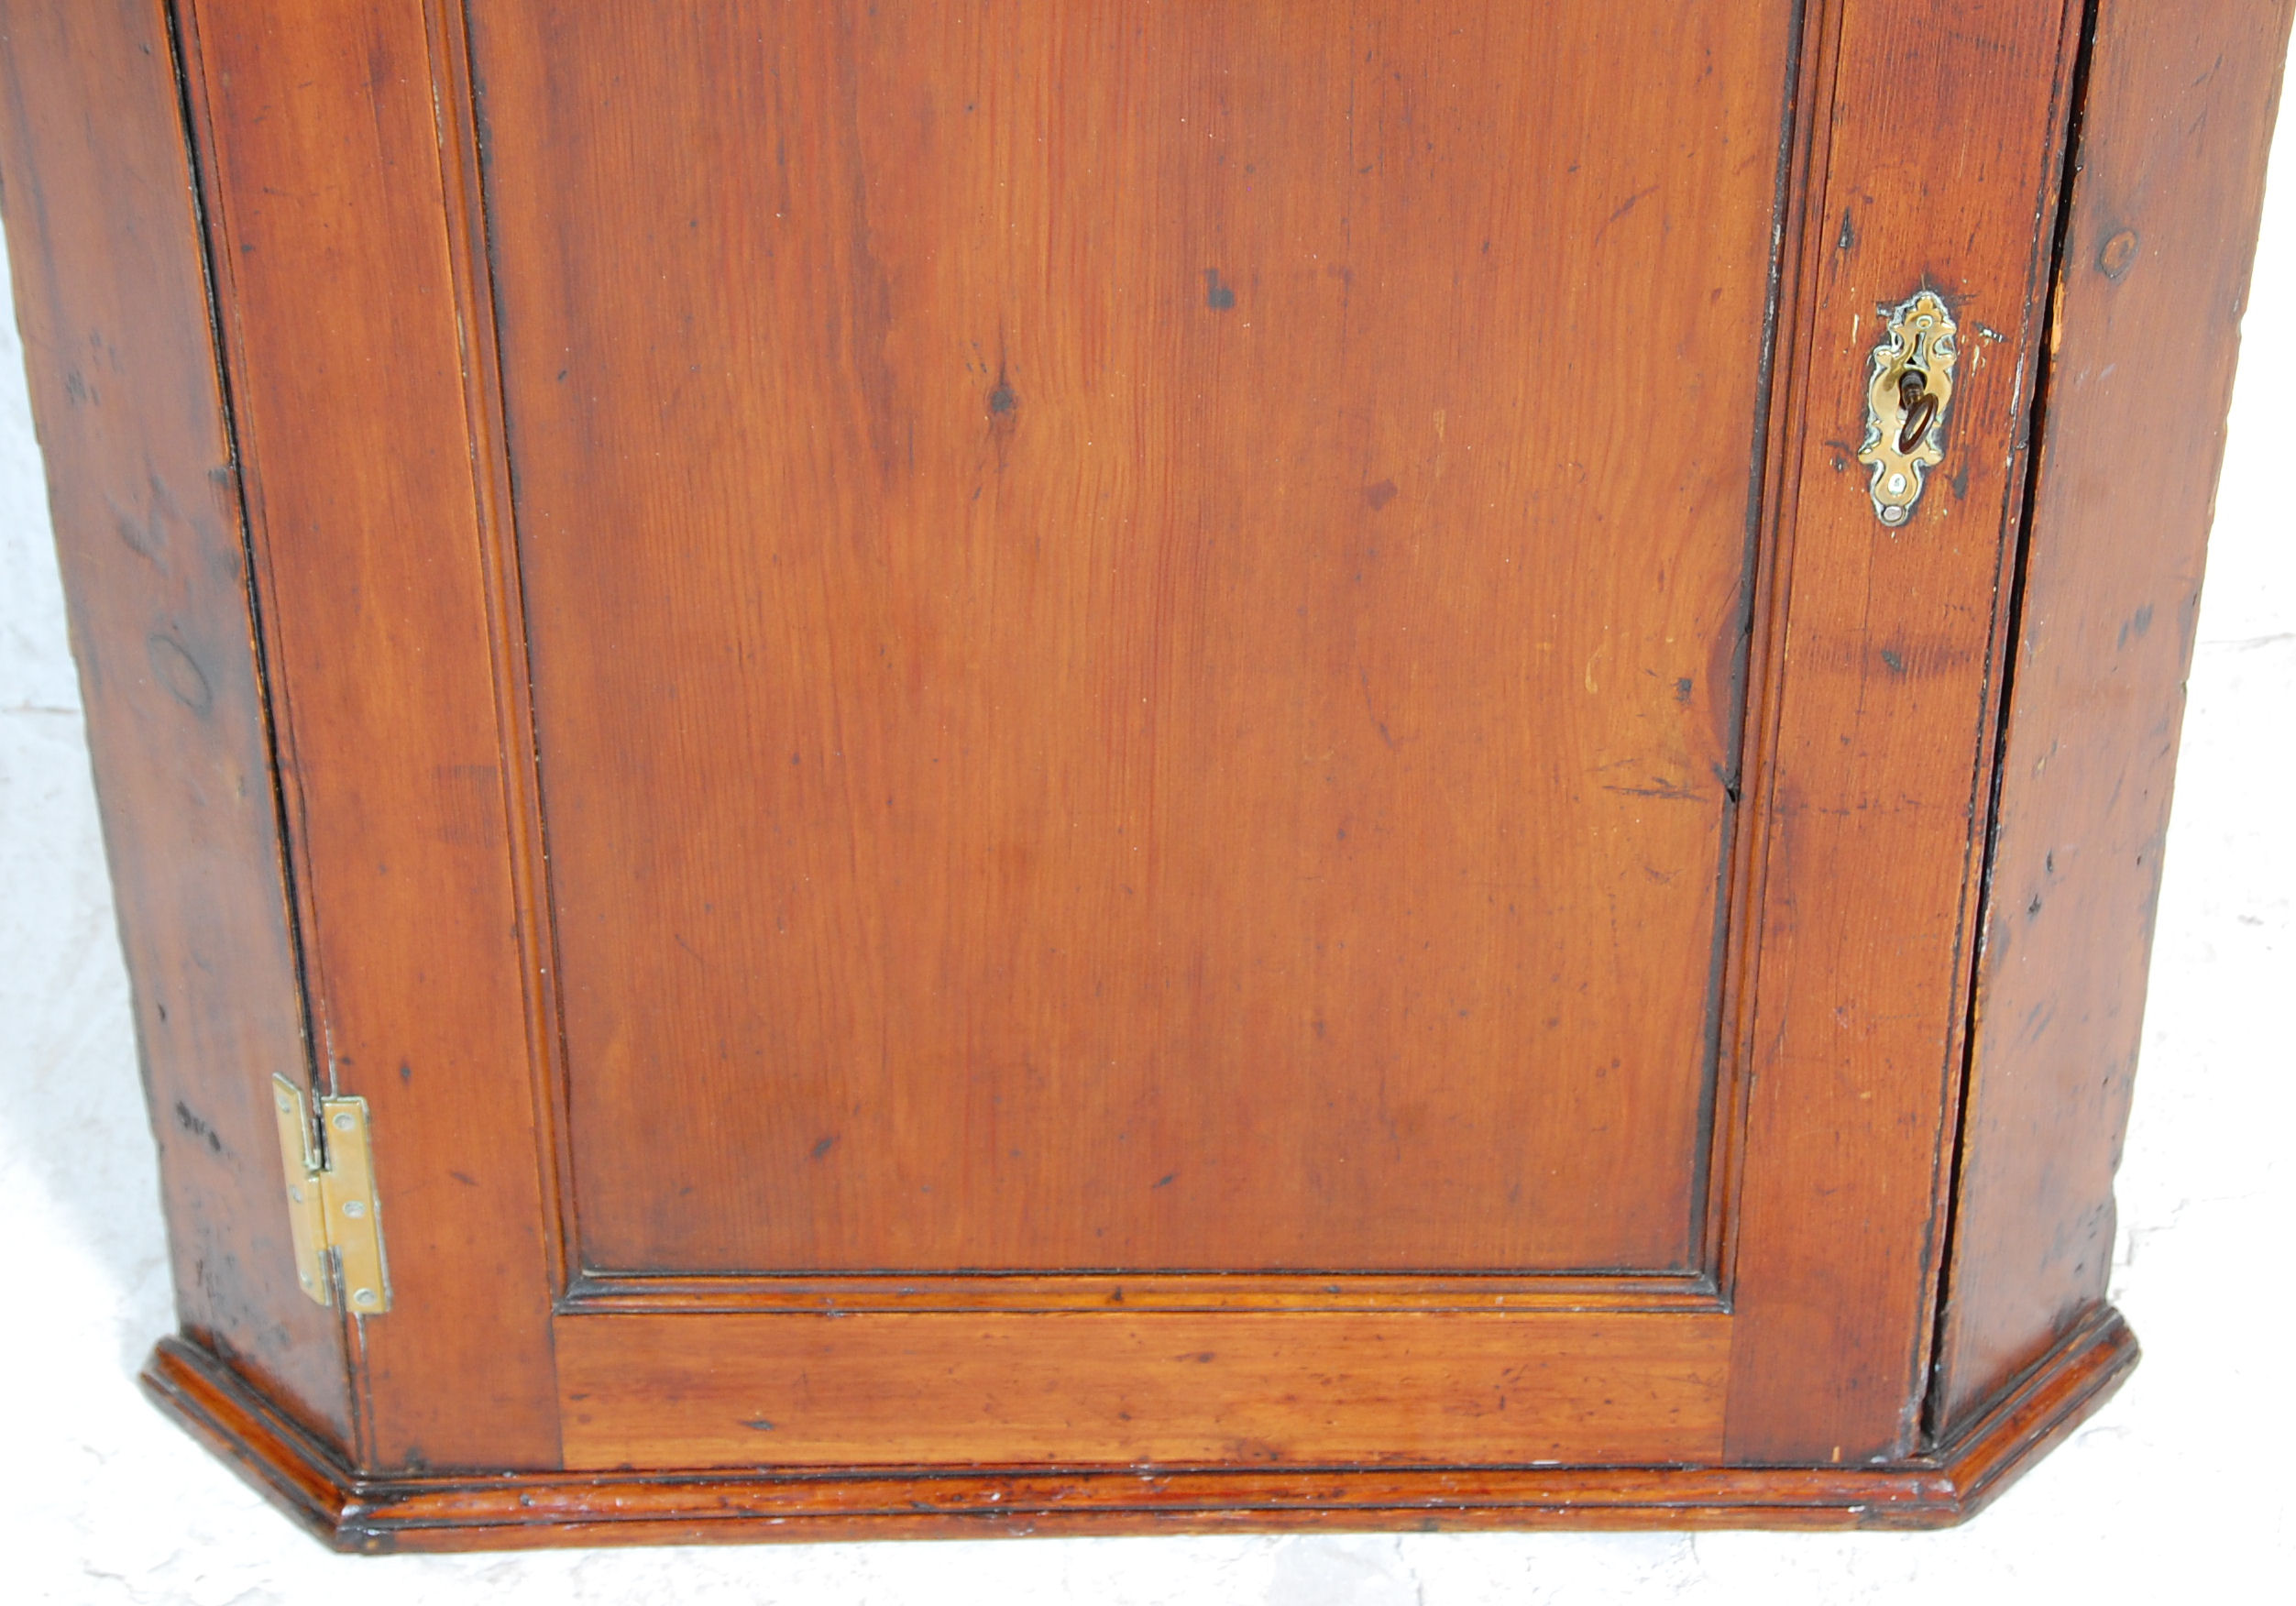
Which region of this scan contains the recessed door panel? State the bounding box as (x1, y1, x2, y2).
(469, 0, 1796, 1274)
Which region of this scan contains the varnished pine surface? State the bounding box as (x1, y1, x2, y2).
(4, 0, 2274, 1521)
(1934, 0, 2296, 1433)
(149, 0, 2089, 1476)
(0, 0, 353, 1447)
(177, 0, 564, 1469)
(471, 0, 1796, 1276)
(1719, 0, 2087, 1461)
(553, 1309, 1730, 1468)
(139, 1311, 2137, 1549)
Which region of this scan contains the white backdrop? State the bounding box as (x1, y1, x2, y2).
(1, 90, 2287, 1606)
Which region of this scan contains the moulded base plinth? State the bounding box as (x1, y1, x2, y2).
(138, 1310, 2137, 1552)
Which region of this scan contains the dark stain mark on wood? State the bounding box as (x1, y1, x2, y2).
(1838, 208, 1858, 251)
(742, 1418, 776, 1432)
(1880, 649, 1906, 675)
(1152, 1172, 1178, 1189)
(1363, 478, 1399, 510)
(173, 1099, 225, 1156)
(2115, 602, 2156, 651)
(1358, 666, 1402, 751)
(115, 505, 164, 564)
(1203, 269, 1236, 310)
(146, 632, 213, 715)
(810, 1135, 839, 1160)
(2098, 226, 2142, 280)
(1675, 676, 1695, 704)
(1593, 182, 1659, 243)
(985, 353, 1020, 472)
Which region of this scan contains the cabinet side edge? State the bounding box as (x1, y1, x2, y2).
(1933, 0, 2295, 1436)
(0, 0, 351, 1446)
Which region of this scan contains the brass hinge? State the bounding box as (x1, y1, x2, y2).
(271, 1074, 391, 1314)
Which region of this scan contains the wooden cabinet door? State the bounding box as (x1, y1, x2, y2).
(172, 0, 2089, 1482)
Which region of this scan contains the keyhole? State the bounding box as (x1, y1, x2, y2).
(1896, 368, 1939, 453)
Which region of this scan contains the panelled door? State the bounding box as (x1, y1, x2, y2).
(178, 0, 2085, 1473)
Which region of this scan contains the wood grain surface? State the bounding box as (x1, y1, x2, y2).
(555, 1310, 1730, 1469)
(1722, 0, 2088, 1464)
(0, 0, 353, 1448)
(175, 0, 561, 1470)
(1931, 0, 2295, 1436)
(140, 1311, 2137, 1547)
(5, 0, 2278, 1521)
(467, 0, 1796, 1277)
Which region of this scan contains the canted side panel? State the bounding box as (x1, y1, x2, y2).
(1933, 0, 2294, 1436)
(0, 0, 351, 1446)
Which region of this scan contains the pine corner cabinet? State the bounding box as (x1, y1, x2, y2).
(3, 0, 2286, 1552)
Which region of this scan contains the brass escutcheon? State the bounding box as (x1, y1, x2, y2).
(1859, 290, 1959, 528)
